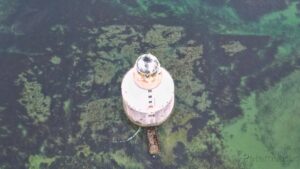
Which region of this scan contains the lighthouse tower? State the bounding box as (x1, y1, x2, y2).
(121, 54, 175, 127)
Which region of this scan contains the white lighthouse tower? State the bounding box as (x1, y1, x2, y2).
(121, 53, 175, 154)
(121, 53, 175, 127)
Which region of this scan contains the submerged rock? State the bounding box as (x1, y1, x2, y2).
(2, 0, 299, 166)
(17, 74, 51, 124)
(50, 56, 61, 65)
(221, 41, 247, 57)
(78, 97, 139, 143)
(0, 0, 18, 23)
(230, 0, 288, 20)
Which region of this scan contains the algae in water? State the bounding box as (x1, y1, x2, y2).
(222, 70, 300, 169)
(17, 74, 51, 124)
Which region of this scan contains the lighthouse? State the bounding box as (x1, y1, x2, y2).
(121, 53, 175, 154)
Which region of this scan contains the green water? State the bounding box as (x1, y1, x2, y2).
(223, 70, 300, 169)
(0, 0, 300, 168)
